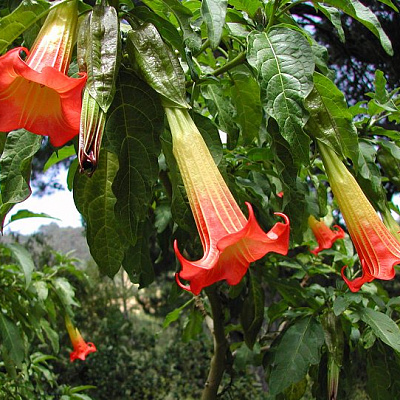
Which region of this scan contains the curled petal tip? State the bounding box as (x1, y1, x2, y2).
(175, 273, 192, 293)
(341, 265, 369, 293)
(274, 212, 290, 225)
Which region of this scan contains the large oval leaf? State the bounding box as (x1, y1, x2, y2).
(105, 71, 164, 245)
(247, 27, 314, 166)
(74, 150, 126, 278)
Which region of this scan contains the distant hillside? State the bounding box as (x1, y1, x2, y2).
(1, 223, 91, 262)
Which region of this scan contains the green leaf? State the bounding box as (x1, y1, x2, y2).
(8, 209, 59, 225)
(33, 281, 48, 301)
(43, 145, 76, 172)
(247, 27, 314, 166)
(0, 314, 25, 368)
(133, 6, 185, 57)
(53, 277, 79, 308)
(201, 83, 240, 146)
(142, 0, 202, 52)
(67, 158, 79, 191)
(304, 72, 359, 164)
(182, 308, 203, 342)
(162, 298, 195, 329)
(324, 0, 393, 55)
(154, 202, 172, 233)
(356, 140, 386, 210)
(0, 129, 42, 230)
(77, 4, 120, 113)
(41, 319, 59, 354)
(4, 242, 34, 288)
(316, 4, 345, 42)
(280, 377, 308, 400)
(231, 66, 263, 144)
(377, 140, 400, 191)
(368, 70, 397, 112)
(105, 71, 164, 245)
(201, 0, 228, 49)
(0, 0, 50, 54)
(122, 220, 155, 288)
(366, 348, 392, 400)
(268, 317, 324, 395)
(359, 308, 400, 352)
(74, 150, 126, 278)
(126, 23, 188, 108)
(240, 272, 265, 349)
(377, 0, 398, 11)
(228, 0, 261, 18)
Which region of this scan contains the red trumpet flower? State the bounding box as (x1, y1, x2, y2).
(308, 215, 345, 255)
(166, 108, 290, 295)
(0, 0, 86, 146)
(65, 315, 96, 362)
(319, 142, 400, 292)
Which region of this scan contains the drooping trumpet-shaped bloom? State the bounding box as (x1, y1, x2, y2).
(0, 0, 86, 147)
(308, 215, 345, 255)
(65, 315, 96, 362)
(166, 108, 290, 295)
(319, 142, 400, 292)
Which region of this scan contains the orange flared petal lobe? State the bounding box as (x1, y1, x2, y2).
(175, 204, 290, 295)
(70, 339, 97, 362)
(340, 264, 376, 293)
(308, 215, 345, 255)
(0, 48, 86, 146)
(319, 142, 400, 291)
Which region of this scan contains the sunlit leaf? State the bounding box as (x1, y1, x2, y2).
(324, 0, 393, 55)
(201, 0, 228, 49)
(0, 129, 42, 230)
(126, 23, 188, 108)
(247, 27, 314, 166)
(231, 66, 263, 144)
(359, 308, 400, 352)
(0, 0, 50, 54)
(304, 72, 359, 164)
(77, 4, 120, 113)
(43, 145, 76, 172)
(4, 242, 35, 288)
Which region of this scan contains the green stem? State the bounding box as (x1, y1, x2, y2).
(275, 0, 309, 20)
(212, 52, 246, 77)
(194, 38, 211, 57)
(266, 0, 281, 31)
(201, 286, 229, 400)
(186, 52, 246, 88)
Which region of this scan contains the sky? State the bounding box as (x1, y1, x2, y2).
(3, 167, 82, 236)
